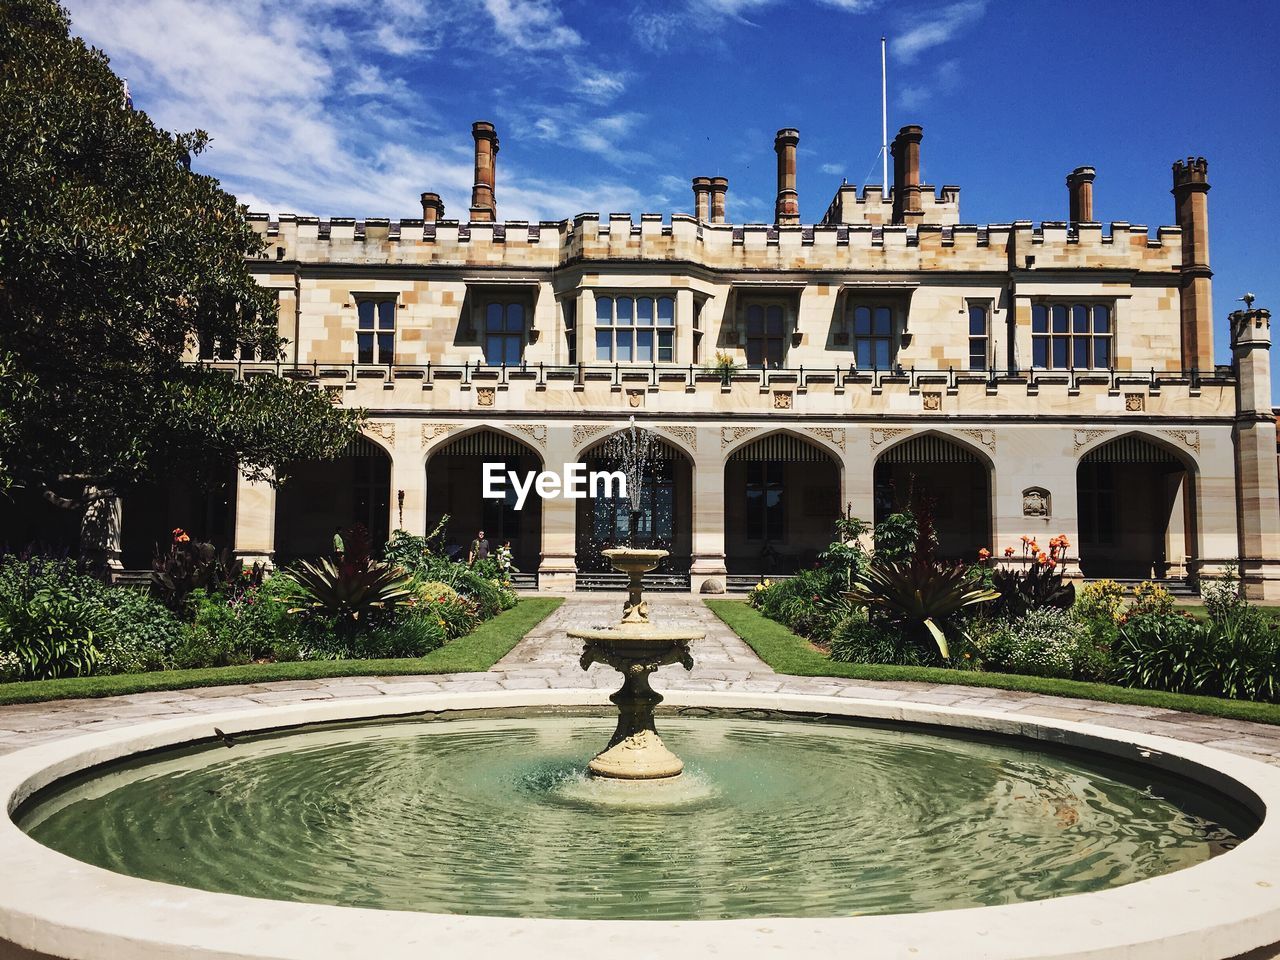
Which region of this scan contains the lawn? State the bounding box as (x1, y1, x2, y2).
(706, 599, 1280, 727)
(0, 597, 562, 707)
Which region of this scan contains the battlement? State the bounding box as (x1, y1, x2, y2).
(246, 210, 1184, 275)
(1173, 156, 1209, 188)
(822, 184, 961, 227)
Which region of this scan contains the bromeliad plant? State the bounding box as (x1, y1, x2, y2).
(845, 503, 998, 659)
(281, 525, 411, 623)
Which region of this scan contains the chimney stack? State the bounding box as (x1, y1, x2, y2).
(469, 121, 499, 222)
(709, 176, 728, 223)
(890, 124, 924, 224)
(692, 177, 712, 221)
(773, 128, 800, 225)
(420, 192, 444, 222)
(1172, 157, 1213, 371)
(1066, 166, 1095, 223)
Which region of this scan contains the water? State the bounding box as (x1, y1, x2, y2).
(17, 712, 1253, 920)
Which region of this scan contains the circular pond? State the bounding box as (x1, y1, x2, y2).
(15, 709, 1253, 921)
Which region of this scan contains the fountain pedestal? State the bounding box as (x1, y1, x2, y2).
(569, 548, 704, 781)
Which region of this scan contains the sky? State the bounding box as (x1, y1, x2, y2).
(63, 0, 1280, 380)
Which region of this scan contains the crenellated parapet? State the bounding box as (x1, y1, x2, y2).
(246, 211, 1184, 275)
(822, 183, 961, 227)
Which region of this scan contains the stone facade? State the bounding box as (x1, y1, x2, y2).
(212, 121, 1278, 598)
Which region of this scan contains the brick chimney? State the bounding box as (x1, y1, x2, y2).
(1066, 166, 1095, 223)
(774, 128, 800, 225)
(1173, 157, 1212, 371)
(692, 177, 712, 221)
(890, 124, 924, 224)
(709, 176, 728, 223)
(469, 121, 499, 222)
(420, 192, 444, 222)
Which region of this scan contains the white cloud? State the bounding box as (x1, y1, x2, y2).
(482, 0, 582, 50)
(574, 66, 627, 102)
(821, 162, 845, 176)
(896, 57, 963, 110)
(892, 0, 986, 63)
(813, 0, 879, 10)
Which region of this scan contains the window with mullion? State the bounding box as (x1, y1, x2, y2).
(967, 303, 990, 371)
(745, 461, 784, 541)
(356, 298, 396, 364)
(483, 301, 525, 366)
(744, 303, 787, 369)
(594, 294, 675, 363)
(849, 304, 895, 370)
(1031, 302, 1112, 370)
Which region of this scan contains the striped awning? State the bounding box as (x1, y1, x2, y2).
(583, 433, 685, 461)
(729, 433, 833, 462)
(433, 430, 537, 457)
(1082, 435, 1181, 464)
(877, 434, 982, 464)
(341, 433, 391, 459)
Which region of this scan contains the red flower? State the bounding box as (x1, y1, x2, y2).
(1037, 551, 1051, 566)
(978, 548, 991, 561)
(1003, 546, 1015, 558)
(1028, 540, 1039, 554)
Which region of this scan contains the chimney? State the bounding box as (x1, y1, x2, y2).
(773, 128, 800, 225)
(890, 124, 924, 224)
(692, 177, 712, 221)
(1172, 157, 1212, 371)
(1066, 166, 1095, 223)
(469, 121, 499, 222)
(709, 176, 728, 223)
(420, 192, 444, 222)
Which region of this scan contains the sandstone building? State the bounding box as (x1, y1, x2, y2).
(80, 122, 1280, 596)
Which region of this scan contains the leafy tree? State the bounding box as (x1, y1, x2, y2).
(0, 0, 363, 560)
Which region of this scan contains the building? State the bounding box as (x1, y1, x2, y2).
(93, 121, 1280, 596)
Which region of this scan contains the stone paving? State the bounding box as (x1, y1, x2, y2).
(3, 594, 1280, 768)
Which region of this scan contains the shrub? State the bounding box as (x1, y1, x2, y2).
(1127, 581, 1175, 619)
(1113, 612, 1210, 695)
(829, 613, 938, 667)
(1075, 579, 1126, 627)
(282, 557, 412, 622)
(0, 556, 101, 679)
(414, 581, 477, 640)
(92, 588, 179, 674)
(977, 607, 1081, 679)
(354, 609, 447, 659)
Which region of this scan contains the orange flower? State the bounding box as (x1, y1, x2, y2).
(1037, 551, 1050, 566)
(1003, 546, 1015, 558)
(1020, 535, 1030, 544)
(1028, 540, 1039, 553)
(977, 548, 991, 561)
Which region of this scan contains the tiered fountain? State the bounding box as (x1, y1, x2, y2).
(568, 418, 704, 779)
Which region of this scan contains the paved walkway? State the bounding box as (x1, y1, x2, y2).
(3, 595, 1280, 768)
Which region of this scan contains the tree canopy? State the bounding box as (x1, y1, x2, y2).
(0, 0, 363, 509)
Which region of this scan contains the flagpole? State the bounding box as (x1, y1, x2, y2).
(881, 36, 889, 199)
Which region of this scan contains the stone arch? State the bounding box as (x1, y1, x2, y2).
(1075, 430, 1197, 581)
(724, 429, 843, 575)
(872, 430, 994, 561)
(720, 425, 847, 467)
(425, 427, 544, 570)
(274, 433, 393, 562)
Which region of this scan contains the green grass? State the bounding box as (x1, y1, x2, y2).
(706, 599, 1280, 727)
(0, 598, 562, 707)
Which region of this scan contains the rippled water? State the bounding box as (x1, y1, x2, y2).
(17, 712, 1254, 920)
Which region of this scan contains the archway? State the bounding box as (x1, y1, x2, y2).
(724, 432, 841, 575)
(873, 433, 991, 561)
(274, 434, 391, 563)
(119, 462, 237, 569)
(576, 431, 693, 575)
(1077, 434, 1194, 580)
(426, 429, 543, 572)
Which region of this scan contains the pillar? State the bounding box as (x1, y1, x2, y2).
(391, 442, 427, 538)
(538, 427, 578, 591)
(689, 426, 728, 593)
(1230, 307, 1280, 599)
(1173, 157, 1213, 372)
(233, 465, 276, 567)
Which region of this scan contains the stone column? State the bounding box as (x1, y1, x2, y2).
(839, 433, 875, 553)
(676, 288, 695, 367)
(233, 465, 276, 567)
(1173, 157, 1213, 372)
(81, 488, 123, 572)
(1230, 307, 1280, 599)
(390, 435, 426, 537)
(538, 426, 577, 591)
(689, 426, 728, 593)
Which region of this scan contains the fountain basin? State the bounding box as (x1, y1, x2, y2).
(3, 690, 1280, 960)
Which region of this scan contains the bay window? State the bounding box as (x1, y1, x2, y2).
(595, 294, 675, 363)
(1032, 302, 1112, 370)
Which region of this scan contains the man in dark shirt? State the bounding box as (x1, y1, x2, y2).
(468, 529, 490, 565)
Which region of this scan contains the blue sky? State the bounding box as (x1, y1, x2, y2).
(65, 0, 1278, 377)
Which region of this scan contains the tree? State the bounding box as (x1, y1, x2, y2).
(0, 0, 364, 562)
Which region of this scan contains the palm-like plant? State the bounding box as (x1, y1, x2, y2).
(845, 562, 998, 658)
(282, 557, 412, 622)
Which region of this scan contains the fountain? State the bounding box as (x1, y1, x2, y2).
(568, 418, 705, 780)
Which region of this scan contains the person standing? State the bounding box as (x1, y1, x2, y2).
(332, 526, 345, 562)
(468, 529, 490, 565)
(496, 539, 514, 574)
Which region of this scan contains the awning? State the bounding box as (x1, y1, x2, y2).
(877, 435, 982, 464)
(729, 433, 834, 462)
(432, 430, 538, 457)
(1081, 436, 1181, 464)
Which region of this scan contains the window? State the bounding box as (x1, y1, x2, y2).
(1032, 302, 1112, 370)
(968, 303, 990, 371)
(745, 462, 784, 541)
(745, 303, 787, 368)
(850, 305, 894, 370)
(483, 301, 525, 366)
(563, 299, 577, 365)
(595, 295, 675, 363)
(692, 299, 704, 365)
(1078, 461, 1115, 545)
(357, 299, 395, 364)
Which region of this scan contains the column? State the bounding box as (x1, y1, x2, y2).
(689, 426, 728, 593)
(391, 438, 426, 538)
(840, 431, 875, 552)
(233, 465, 277, 567)
(538, 426, 578, 591)
(1231, 307, 1280, 599)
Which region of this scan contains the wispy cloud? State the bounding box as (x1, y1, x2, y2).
(820, 162, 845, 176)
(632, 0, 876, 52)
(892, 0, 986, 63)
(813, 0, 879, 11)
(482, 0, 583, 50)
(897, 56, 963, 109)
